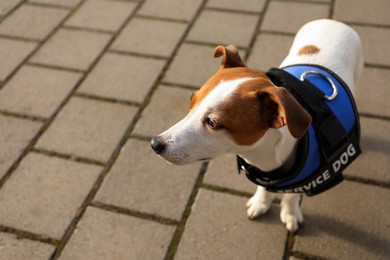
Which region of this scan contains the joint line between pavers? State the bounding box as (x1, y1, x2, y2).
(0, 0, 27, 23)
(25, 2, 74, 10)
(257, 30, 296, 37)
(345, 21, 390, 30)
(161, 81, 199, 90)
(0, 224, 60, 246)
(90, 201, 180, 226)
(0, 109, 47, 122)
(134, 14, 189, 24)
(200, 183, 253, 198)
(31, 148, 107, 167)
(164, 162, 209, 260)
(282, 231, 296, 260)
(26, 62, 86, 73)
(0, 34, 40, 43)
(344, 176, 390, 190)
(73, 92, 142, 107)
(364, 62, 390, 70)
(108, 49, 169, 60)
(204, 6, 262, 16)
(360, 112, 390, 122)
(291, 250, 330, 260)
(244, 0, 271, 61)
(273, 0, 330, 5)
(62, 25, 116, 36)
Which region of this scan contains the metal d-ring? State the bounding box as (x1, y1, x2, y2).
(300, 70, 338, 101)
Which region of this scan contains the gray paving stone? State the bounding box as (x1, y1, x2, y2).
(0, 0, 23, 18)
(30, 28, 111, 71)
(111, 17, 187, 57)
(345, 117, 390, 183)
(133, 85, 191, 137)
(65, 0, 136, 32)
(352, 25, 390, 66)
(0, 116, 41, 179)
(0, 153, 101, 239)
(29, 0, 81, 7)
(0, 38, 36, 81)
(78, 53, 165, 103)
(0, 232, 54, 260)
(138, 0, 203, 21)
(60, 207, 175, 260)
(205, 154, 257, 194)
(95, 139, 201, 220)
(334, 0, 390, 26)
(0, 5, 68, 40)
(206, 0, 266, 12)
(356, 67, 390, 117)
(175, 189, 286, 259)
(246, 33, 294, 72)
(163, 43, 230, 87)
(261, 1, 329, 34)
(187, 10, 259, 47)
(295, 181, 390, 259)
(0, 66, 81, 118)
(36, 97, 137, 162)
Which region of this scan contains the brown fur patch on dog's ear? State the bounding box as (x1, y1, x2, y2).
(258, 87, 312, 139)
(214, 45, 246, 69)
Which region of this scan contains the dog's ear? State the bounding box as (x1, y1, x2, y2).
(257, 87, 311, 139)
(214, 45, 246, 69)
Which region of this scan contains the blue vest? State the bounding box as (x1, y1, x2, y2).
(238, 65, 361, 196)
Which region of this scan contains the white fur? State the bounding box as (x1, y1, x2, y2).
(155, 19, 363, 232)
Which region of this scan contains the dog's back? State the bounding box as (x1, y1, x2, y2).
(280, 19, 363, 94)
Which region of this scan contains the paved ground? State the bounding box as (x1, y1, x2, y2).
(0, 0, 389, 259)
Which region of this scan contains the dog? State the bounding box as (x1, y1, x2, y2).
(151, 19, 363, 232)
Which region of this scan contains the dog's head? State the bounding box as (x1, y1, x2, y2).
(151, 45, 311, 165)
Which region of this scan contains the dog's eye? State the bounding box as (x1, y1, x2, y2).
(205, 117, 221, 130)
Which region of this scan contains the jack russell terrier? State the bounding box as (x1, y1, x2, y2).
(151, 19, 363, 232)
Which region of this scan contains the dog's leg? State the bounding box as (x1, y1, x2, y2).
(246, 186, 275, 219)
(280, 193, 303, 232)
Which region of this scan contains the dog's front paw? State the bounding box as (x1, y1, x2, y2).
(246, 194, 272, 219)
(280, 206, 304, 232)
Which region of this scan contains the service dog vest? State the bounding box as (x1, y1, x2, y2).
(237, 64, 361, 196)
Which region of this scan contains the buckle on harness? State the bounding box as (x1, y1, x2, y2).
(300, 70, 338, 101)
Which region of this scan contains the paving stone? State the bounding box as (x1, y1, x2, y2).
(0, 66, 81, 118)
(175, 189, 286, 259)
(344, 117, 390, 183)
(356, 67, 390, 117)
(187, 10, 259, 47)
(261, 1, 329, 34)
(352, 25, 390, 66)
(0, 153, 101, 239)
(36, 97, 137, 162)
(334, 0, 390, 26)
(0, 116, 41, 179)
(0, 5, 68, 40)
(0, 0, 23, 18)
(294, 181, 390, 259)
(137, 0, 203, 21)
(78, 53, 165, 103)
(133, 85, 191, 137)
(205, 154, 257, 194)
(163, 43, 231, 87)
(246, 33, 294, 72)
(95, 139, 201, 220)
(206, 0, 266, 12)
(29, 0, 81, 7)
(30, 28, 111, 71)
(0, 38, 36, 81)
(60, 207, 175, 260)
(0, 232, 54, 259)
(65, 0, 136, 32)
(111, 17, 187, 57)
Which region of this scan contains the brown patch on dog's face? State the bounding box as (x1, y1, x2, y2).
(298, 45, 320, 55)
(215, 78, 273, 145)
(190, 67, 270, 111)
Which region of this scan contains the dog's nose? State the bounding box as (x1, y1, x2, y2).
(151, 136, 166, 154)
